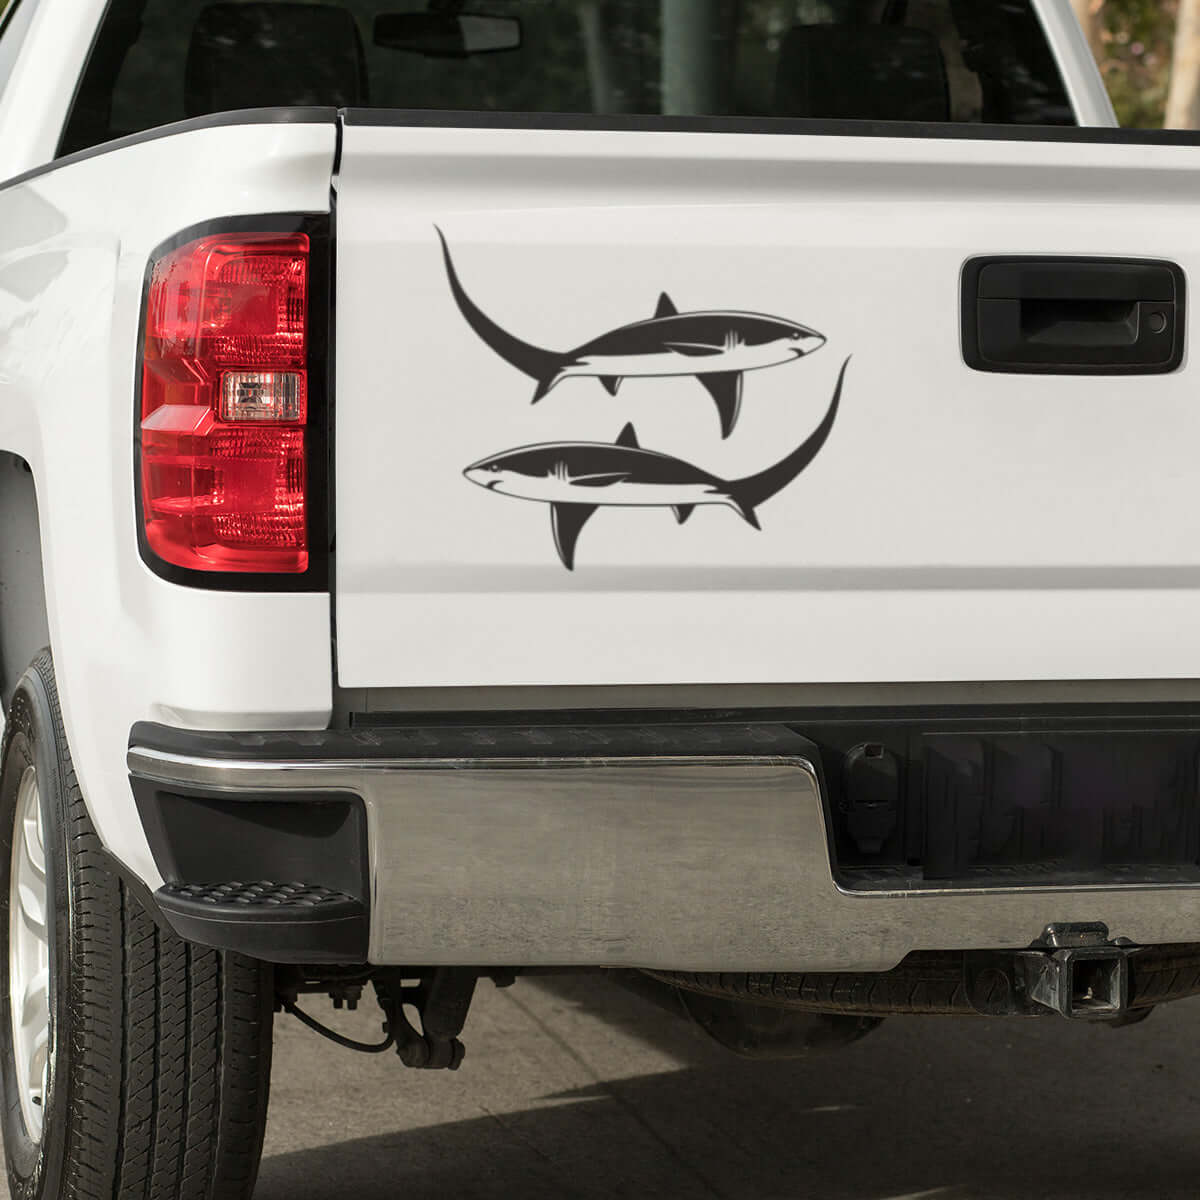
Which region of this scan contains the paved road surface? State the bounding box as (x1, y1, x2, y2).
(8, 973, 1200, 1198)
(255, 974, 1200, 1200)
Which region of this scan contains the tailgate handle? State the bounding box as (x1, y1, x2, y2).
(962, 257, 1185, 375)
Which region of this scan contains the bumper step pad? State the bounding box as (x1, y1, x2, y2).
(156, 881, 367, 963)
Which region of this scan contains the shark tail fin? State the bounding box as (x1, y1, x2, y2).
(435, 226, 567, 391)
(727, 356, 849, 517)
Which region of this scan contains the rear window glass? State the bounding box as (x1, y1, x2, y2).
(62, 0, 1074, 156)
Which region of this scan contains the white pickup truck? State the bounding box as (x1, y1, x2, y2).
(2, 0, 1199, 1195)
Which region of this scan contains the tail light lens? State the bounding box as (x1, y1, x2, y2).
(140, 232, 310, 574)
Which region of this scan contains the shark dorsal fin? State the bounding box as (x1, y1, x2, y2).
(655, 293, 678, 320)
(615, 423, 640, 449)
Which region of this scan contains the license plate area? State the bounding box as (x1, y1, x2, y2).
(824, 723, 1200, 891)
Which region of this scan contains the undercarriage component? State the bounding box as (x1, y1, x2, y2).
(374, 969, 479, 1070)
(284, 1001, 396, 1053)
(276, 966, 482, 1068)
(617, 970, 881, 1058)
(647, 935, 1200, 1021)
(275, 966, 395, 1052)
(275, 965, 372, 1011)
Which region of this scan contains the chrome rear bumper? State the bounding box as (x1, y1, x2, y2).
(126, 722, 1200, 971)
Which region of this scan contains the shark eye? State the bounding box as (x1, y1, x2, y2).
(790, 331, 803, 341)
(487, 464, 500, 472)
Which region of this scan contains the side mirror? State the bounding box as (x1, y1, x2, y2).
(374, 12, 523, 58)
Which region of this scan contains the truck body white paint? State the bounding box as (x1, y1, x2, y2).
(0, 0, 1158, 891)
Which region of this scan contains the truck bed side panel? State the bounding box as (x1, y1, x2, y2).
(0, 119, 338, 886)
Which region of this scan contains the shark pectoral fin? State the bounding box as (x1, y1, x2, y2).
(666, 342, 723, 358)
(600, 376, 623, 396)
(551, 503, 599, 571)
(673, 505, 696, 525)
(699, 371, 744, 439)
(655, 292, 679, 319)
(615, 423, 640, 449)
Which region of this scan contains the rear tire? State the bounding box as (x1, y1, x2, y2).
(0, 651, 274, 1200)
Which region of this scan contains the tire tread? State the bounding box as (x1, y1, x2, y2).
(8, 651, 272, 1200)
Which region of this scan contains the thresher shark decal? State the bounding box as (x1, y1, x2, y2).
(437, 229, 826, 438)
(464, 358, 850, 570)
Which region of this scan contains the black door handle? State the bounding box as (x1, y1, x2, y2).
(962, 257, 1185, 375)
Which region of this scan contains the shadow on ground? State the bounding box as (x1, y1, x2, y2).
(254, 972, 1200, 1200)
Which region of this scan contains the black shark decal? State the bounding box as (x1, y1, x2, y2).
(464, 358, 850, 569)
(436, 228, 826, 438)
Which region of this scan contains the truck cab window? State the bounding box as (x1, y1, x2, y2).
(61, 0, 1074, 157)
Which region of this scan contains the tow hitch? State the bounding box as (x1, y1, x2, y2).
(966, 924, 1141, 1021)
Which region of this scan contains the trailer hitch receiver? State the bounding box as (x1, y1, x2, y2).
(963, 924, 1142, 1020)
(1016, 924, 1136, 1021)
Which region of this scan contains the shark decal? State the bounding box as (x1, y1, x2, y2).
(436, 228, 827, 439)
(464, 358, 850, 570)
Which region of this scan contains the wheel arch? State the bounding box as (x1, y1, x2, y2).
(0, 452, 50, 713)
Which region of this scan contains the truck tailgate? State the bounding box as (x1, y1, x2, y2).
(333, 119, 1200, 689)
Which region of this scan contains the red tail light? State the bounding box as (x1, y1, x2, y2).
(140, 232, 310, 574)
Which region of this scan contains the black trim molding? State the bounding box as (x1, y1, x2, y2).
(130, 704, 1200, 762)
(340, 107, 1200, 147)
(130, 765, 370, 962)
(0, 107, 337, 194)
(4, 104, 1199, 201)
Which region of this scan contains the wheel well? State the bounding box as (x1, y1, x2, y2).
(0, 453, 49, 711)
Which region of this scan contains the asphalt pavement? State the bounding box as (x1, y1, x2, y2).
(2, 970, 1194, 1198)
(249, 972, 1200, 1200)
